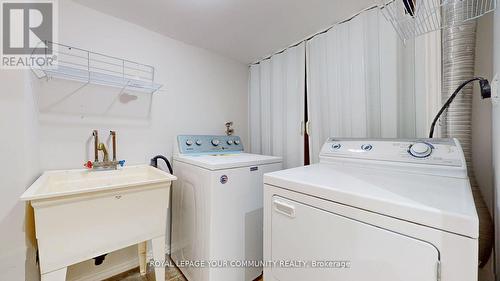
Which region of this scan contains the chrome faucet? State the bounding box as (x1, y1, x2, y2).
(85, 130, 124, 170)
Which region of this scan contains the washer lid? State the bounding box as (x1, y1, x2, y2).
(174, 153, 282, 170)
(264, 163, 478, 238)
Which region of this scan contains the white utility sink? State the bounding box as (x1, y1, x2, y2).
(21, 165, 176, 281)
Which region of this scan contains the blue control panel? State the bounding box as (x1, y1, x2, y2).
(177, 135, 244, 154)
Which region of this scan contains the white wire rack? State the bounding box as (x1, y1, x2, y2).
(380, 0, 497, 41)
(31, 41, 162, 94)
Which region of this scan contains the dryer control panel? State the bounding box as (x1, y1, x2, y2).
(320, 138, 467, 177)
(177, 135, 243, 154)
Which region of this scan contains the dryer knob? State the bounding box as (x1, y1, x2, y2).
(234, 139, 240, 145)
(195, 140, 203, 146)
(409, 142, 432, 158)
(227, 140, 234, 145)
(186, 140, 193, 146)
(211, 139, 220, 146)
(331, 143, 341, 150)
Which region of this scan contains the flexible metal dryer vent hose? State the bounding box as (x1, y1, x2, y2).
(441, 0, 494, 267)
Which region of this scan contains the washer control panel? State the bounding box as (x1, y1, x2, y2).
(178, 135, 243, 154)
(321, 138, 464, 167)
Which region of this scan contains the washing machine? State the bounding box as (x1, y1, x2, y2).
(171, 135, 282, 281)
(263, 138, 478, 281)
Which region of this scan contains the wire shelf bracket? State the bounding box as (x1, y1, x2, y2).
(380, 0, 497, 42)
(31, 41, 163, 94)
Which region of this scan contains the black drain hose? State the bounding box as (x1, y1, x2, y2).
(150, 155, 173, 174)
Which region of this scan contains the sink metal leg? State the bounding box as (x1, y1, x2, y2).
(151, 235, 166, 281)
(41, 267, 67, 281)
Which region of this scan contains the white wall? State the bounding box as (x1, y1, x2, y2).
(0, 70, 40, 281)
(473, 13, 494, 216)
(0, 0, 249, 280)
(493, 7, 500, 281)
(39, 0, 249, 170)
(474, 14, 495, 281)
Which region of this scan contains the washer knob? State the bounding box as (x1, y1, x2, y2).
(234, 139, 240, 145)
(211, 139, 220, 146)
(227, 140, 234, 145)
(195, 139, 203, 146)
(361, 144, 373, 151)
(186, 140, 193, 146)
(409, 142, 432, 158)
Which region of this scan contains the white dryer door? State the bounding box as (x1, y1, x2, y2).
(270, 196, 440, 281)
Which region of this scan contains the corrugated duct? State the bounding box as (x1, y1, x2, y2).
(441, 0, 494, 267)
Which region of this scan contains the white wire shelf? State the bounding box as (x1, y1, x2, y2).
(31, 41, 162, 94)
(380, 0, 497, 41)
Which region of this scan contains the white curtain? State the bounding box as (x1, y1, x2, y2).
(249, 42, 305, 168)
(307, 8, 440, 163)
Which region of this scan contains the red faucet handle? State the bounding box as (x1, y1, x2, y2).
(84, 161, 93, 169)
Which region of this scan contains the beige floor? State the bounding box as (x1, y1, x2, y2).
(104, 265, 264, 281)
(103, 265, 185, 281)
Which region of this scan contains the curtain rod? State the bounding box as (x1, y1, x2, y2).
(249, 4, 381, 66)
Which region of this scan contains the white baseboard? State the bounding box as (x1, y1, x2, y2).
(69, 257, 139, 281)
